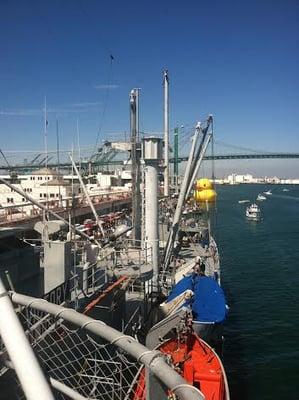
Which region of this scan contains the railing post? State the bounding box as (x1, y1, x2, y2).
(0, 279, 54, 400)
(146, 367, 169, 400)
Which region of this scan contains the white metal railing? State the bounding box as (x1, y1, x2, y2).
(0, 292, 205, 400)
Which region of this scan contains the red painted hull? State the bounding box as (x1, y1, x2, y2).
(132, 333, 229, 400)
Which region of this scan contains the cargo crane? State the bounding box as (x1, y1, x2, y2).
(89, 140, 130, 173)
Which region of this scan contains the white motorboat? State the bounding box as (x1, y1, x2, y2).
(263, 190, 272, 195)
(246, 203, 261, 221)
(256, 194, 266, 201)
(282, 188, 290, 192)
(238, 199, 250, 204)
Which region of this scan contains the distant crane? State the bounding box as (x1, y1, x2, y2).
(38, 155, 53, 166)
(30, 153, 42, 165)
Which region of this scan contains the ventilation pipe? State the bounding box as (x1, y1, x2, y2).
(142, 137, 163, 286)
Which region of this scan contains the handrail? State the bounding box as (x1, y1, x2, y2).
(9, 291, 205, 400)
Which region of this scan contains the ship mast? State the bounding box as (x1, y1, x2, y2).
(163, 70, 169, 197)
(130, 89, 142, 244)
(44, 96, 49, 217)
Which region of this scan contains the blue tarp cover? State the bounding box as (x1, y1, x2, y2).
(167, 275, 193, 303)
(166, 274, 227, 323)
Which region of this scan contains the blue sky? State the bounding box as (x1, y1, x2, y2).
(0, 0, 298, 176)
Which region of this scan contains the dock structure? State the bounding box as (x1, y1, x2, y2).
(0, 192, 131, 229)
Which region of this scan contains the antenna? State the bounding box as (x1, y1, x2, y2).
(44, 96, 48, 169)
(163, 69, 170, 197)
(77, 118, 81, 171)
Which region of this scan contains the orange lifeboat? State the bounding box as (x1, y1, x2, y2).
(132, 333, 229, 400)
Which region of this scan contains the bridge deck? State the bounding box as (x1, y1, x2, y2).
(1, 153, 299, 171)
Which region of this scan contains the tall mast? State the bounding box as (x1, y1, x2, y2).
(130, 89, 141, 244)
(44, 96, 48, 170)
(174, 127, 179, 192)
(44, 96, 49, 215)
(56, 119, 61, 207)
(163, 70, 169, 197)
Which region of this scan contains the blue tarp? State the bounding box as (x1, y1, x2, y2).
(166, 274, 227, 323)
(192, 276, 227, 323)
(167, 275, 193, 303)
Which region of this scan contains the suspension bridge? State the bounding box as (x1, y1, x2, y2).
(0, 140, 298, 173)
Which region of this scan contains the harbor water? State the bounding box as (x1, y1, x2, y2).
(215, 184, 299, 400)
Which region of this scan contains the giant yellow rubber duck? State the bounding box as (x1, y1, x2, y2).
(194, 178, 217, 203)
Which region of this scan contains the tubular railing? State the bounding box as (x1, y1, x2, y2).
(1, 292, 204, 400)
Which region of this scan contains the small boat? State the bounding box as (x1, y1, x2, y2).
(132, 332, 230, 400)
(238, 199, 250, 204)
(160, 274, 228, 344)
(246, 203, 261, 221)
(263, 190, 272, 195)
(282, 188, 290, 192)
(256, 194, 266, 201)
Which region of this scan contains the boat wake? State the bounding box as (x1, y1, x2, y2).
(270, 194, 299, 202)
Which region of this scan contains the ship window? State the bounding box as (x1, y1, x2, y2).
(40, 193, 42, 198)
(50, 193, 55, 198)
(44, 193, 47, 198)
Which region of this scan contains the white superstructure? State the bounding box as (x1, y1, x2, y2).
(246, 203, 261, 221)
